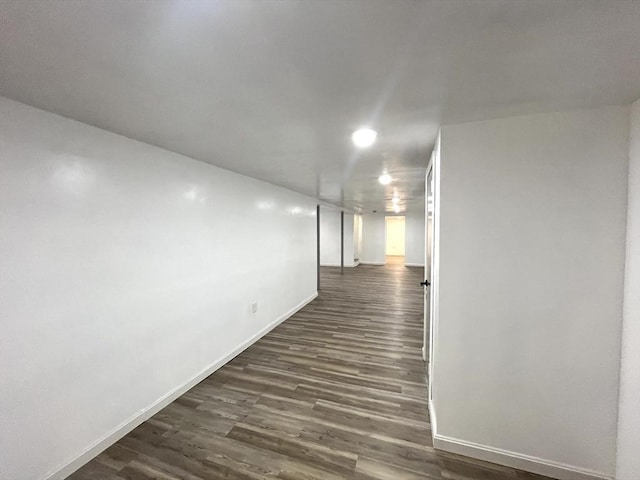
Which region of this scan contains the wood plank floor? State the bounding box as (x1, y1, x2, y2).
(69, 259, 552, 480)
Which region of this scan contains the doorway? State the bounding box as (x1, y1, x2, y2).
(385, 216, 406, 264)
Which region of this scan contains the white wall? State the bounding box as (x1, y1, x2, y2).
(319, 209, 357, 267)
(616, 98, 640, 480)
(385, 216, 406, 256)
(353, 214, 363, 262)
(319, 209, 341, 266)
(360, 213, 386, 264)
(433, 106, 630, 479)
(344, 214, 356, 266)
(0, 97, 318, 480)
(361, 211, 425, 266)
(405, 209, 426, 267)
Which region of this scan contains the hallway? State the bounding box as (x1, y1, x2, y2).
(70, 263, 548, 480)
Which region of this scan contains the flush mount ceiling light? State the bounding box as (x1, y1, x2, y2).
(378, 173, 392, 185)
(352, 128, 377, 148)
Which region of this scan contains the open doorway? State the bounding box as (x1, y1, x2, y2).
(385, 216, 406, 265)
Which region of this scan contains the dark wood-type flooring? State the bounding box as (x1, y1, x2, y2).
(70, 258, 552, 480)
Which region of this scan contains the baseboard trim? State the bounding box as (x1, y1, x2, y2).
(320, 263, 359, 268)
(45, 292, 319, 480)
(429, 401, 610, 480)
(428, 399, 438, 438)
(359, 261, 386, 266)
(405, 263, 425, 267)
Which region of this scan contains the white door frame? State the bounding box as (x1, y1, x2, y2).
(424, 154, 437, 403)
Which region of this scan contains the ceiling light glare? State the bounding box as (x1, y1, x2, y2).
(352, 128, 377, 148)
(392, 196, 399, 204)
(378, 173, 392, 185)
(393, 206, 401, 213)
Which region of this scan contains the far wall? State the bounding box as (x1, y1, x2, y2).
(405, 210, 426, 266)
(319, 208, 358, 267)
(360, 208, 426, 266)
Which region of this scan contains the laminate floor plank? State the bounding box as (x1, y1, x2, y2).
(68, 259, 555, 480)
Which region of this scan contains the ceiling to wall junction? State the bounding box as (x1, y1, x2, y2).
(1, 0, 638, 213)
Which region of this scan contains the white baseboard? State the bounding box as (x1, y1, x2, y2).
(46, 292, 318, 480)
(429, 399, 438, 438)
(429, 401, 611, 480)
(359, 261, 386, 266)
(405, 263, 425, 267)
(320, 263, 359, 268)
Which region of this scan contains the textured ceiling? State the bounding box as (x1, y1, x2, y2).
(1, 0, 639, 213)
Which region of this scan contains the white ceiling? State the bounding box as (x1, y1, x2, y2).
(1, 1, 639, 213)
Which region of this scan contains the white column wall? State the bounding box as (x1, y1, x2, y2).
(360, 214, 386, 265)
(405, 208, 426, 267)
(319, 209, 357, 267)
(319, 209, 341, 266)
(433, 105, 630, 479)
(616, 98, 640, 480)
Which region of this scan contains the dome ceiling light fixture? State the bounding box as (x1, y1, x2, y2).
(352, 127, 377, 148)
(378, 173, 392, 185)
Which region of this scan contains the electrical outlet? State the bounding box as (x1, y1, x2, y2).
(251, 302, 258, 314)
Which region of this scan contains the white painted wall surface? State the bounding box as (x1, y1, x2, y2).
(405, 209, 426, 267)
(354, 214, 363, 262)
(319, 209, 356, 267)
(343, 214, 356, 267)
(616, 98, 640, 480)
(435, 106, 629, 478)
(361, 211, 425, 266)
(360, 214, 386, 264)
(385, 216, 406, 256)
(319, 209, 341, 266)
(0, 98, 318, 480)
